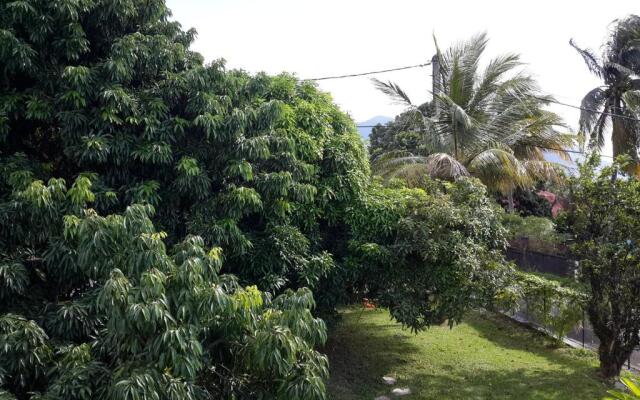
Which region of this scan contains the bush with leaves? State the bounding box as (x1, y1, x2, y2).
(514, 272, 586, 345)
(501, 213, 567, 254)
(343, 177, 514, 331)
(502, 214, 559, 242)
(0, 174, 329, 399)
(559, 155, 640, 378)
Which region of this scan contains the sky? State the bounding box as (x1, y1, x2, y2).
(166, 0, 640, 157)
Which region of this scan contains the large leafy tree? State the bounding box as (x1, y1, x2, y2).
(559, 155, 640, 378)
(0, 0, 368, 398)
(572, 15, 640, 167)
(0, 0, 368, 294)
(371, 33, 573, 200)
(343, 177, 514, 332)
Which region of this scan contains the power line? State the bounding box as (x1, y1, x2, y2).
(354, 126, 614, 159)
(302, 62, 431, 81)
(526, 94, 640, 123)
(535, 145, 613, 159)
(301, 63, 640, 123)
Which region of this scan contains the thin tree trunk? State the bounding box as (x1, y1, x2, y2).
(507, 190, 515, 213)
(611, 116, 631, 159)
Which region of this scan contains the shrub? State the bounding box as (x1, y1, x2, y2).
(344, 177, 514, 331)
(514, 272, 586, 345)
(502, 213, 567, 254)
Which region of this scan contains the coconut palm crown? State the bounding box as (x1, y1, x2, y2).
(371, 33, 574, 197)
(571, 15, 640, 167)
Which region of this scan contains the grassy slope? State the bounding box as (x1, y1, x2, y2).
(326, 308, 610, 399)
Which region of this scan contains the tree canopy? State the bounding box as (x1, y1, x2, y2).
(0, 0, 371, 296)
(559, 155, 640, 378)
(572, 15, 640, 168)
(343, 177, 514, 332)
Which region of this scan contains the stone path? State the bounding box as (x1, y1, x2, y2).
(377, 376, 412, 398)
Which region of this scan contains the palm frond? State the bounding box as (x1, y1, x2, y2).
(371, 150, 428, 176)
(623, 89, 640, 113)
(522, 160, 568, 185)
(607, 15, 640, 65)
(620, 40, 640, 70)
(371, 78, 413, 107)
(435, 92, 475, 131)
(579, 87, 607, 134)
(589, 98, 612, 150)
(371, 151, 469, 183)
(570, 39, 603, 78)
(468, 53, 522, 113)
(468, 147, 530, 194)
(422, 153, 470, 180)
(603, 61, 636, 80)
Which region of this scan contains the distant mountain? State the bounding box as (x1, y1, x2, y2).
(357, 115, 392, 139)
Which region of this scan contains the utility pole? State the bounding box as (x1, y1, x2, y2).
(431, 53, 440, 118)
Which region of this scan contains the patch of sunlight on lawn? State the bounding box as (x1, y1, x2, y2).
(326, 308, 611, 400)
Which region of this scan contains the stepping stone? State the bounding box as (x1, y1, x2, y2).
(374, 396, 391, 400)
(391, 387, 412, 396)
(382, 376, 397, 385)
(614, 380, 627, 390)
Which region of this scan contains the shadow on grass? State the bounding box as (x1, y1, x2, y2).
(326, 308, 609, 400)
(399, 365, 606, 400)
(324, 308, 423, 399)
(465, 311, 601, 373)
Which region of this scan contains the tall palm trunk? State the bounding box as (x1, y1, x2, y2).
(611, 106, 638, 174)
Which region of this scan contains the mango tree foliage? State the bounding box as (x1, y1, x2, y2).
(0, 175, 328, 399)
(0, 0, 368, 294)
(0, 0, 368, 398)
(344, 177, 514, 331)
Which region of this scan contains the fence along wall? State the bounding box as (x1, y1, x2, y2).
(506, 246, 576, 277)
(505, 245, 640, 370)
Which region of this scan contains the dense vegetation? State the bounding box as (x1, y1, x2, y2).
(344, 177, 513, 331)
(0, 0, 367, 398)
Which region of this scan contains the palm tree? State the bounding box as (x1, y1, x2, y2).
(571, 15, 640, 167)
(371, 33, 574, 204)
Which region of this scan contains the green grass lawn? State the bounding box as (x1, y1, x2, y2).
(325, 307, 612, 399)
